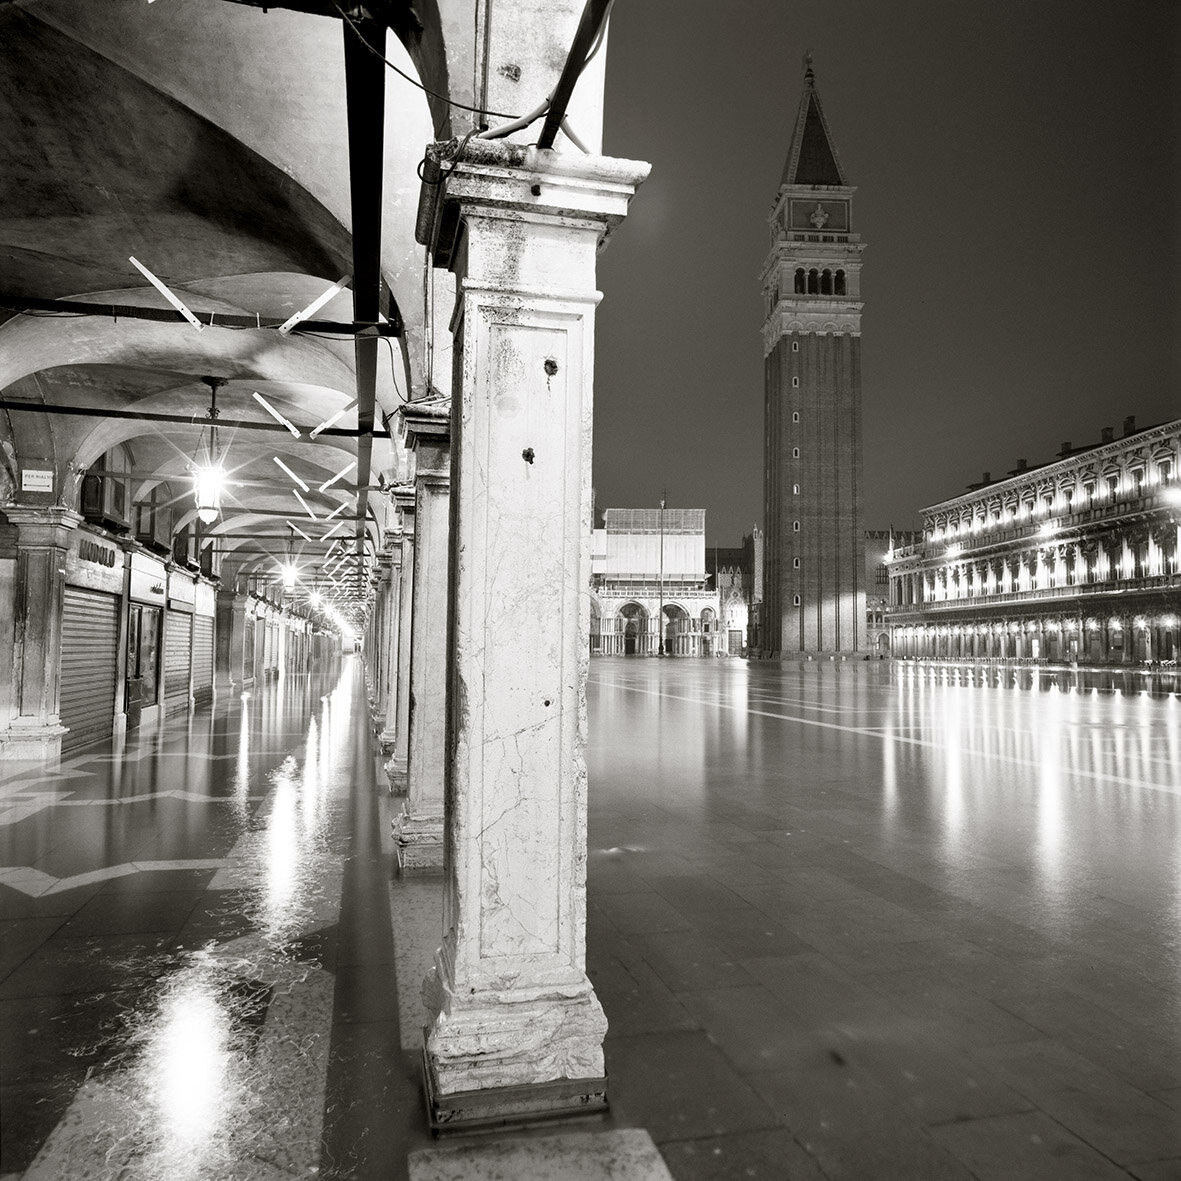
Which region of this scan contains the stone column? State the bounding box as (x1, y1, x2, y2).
(417, 140, 649, 1127)
(388, 488, 415, 789)
(0, 506, 78, 760)
(393, 400, 451, 872)
(380, 544, 403, 761)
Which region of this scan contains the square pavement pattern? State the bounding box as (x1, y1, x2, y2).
(2, 655, 1179, 1178)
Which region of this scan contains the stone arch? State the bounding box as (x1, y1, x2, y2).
(617, 601, 648, 656)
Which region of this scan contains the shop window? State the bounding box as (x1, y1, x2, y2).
(127, 604, 162, 706)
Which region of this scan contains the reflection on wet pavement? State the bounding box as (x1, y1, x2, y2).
(1, 661, 361, 1179)
(586, 658, 1181, 1180)
(5, 654, 1181, 1179)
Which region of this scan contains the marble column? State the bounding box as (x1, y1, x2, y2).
(379, 547, 402, 757)
(0, 506, 78, 759)
(387, 487, 416, 789)
(417, 140, 649, 1127)
(393, 400, 451, 872)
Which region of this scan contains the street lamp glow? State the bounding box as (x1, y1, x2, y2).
(193, 464, 225, 524)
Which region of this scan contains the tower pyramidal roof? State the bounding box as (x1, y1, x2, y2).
(780, 54, 847, 188)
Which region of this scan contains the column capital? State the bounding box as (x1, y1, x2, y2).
(417, 140, 650, 269)
(391, 482, 417, 514)
(400, 399, 452, 479)
(5, 505, 81, 548)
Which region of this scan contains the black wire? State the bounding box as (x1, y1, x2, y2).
(382, 336, 407, 404)
(334, 3, 517, 120)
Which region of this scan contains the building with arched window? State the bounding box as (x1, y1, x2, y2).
(886, 417, 1181, 664)
(590, 508, 723, 656)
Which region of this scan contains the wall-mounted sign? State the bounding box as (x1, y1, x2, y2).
(21, 469, 53, 493)
(130, 552, 169, 602)
(79, 539, 118, 568)
(66, 532, 123, 593)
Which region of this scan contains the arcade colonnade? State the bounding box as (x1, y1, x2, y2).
(0, 507, 334, 760)
(591, 596, 725, 656)
(886, 418, 1181, 665)
(0, 0, 650, 1137)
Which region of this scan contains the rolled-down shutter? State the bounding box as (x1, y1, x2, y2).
(163, 609, 192, 712)
(60, 587, 119, 753)
(191, 615, 214, 705)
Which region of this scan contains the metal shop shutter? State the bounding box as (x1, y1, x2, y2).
(191, 615, 214, 705)
(60, 587, 120, 753)
(163, 609, 192, 712)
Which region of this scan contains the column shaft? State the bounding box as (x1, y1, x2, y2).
(395, 402, 451, 872)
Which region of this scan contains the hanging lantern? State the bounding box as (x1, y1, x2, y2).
(193, 377, 226, 525)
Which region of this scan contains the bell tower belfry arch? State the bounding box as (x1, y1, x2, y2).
(761, 55, 866, 657)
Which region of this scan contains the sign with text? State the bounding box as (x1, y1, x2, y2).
(21, 469, 53, 493)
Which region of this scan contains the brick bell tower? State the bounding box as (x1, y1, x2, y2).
(761, 55, 866, 658)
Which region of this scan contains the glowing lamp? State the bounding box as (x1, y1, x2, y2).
(281, 564, 298, 591)
(193, 464, 225, 524)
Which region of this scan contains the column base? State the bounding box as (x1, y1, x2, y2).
(423, 1041, 607, 1133)
(385, 755, 408, 793)
(378, 728, 398, 756)
(392, 808, 444, 872)
(423, 964, 608, 1103)
(0, 719, 67, 761)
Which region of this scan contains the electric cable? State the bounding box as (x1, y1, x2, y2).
(334, 3, 517, 120)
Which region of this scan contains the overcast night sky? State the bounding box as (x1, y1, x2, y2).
(592, 1, 1181, 545)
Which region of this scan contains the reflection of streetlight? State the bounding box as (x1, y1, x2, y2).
(657, 495, 665, 656)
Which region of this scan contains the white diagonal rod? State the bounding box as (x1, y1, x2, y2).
(274, 456, 309, 491)
(128, 257, 203, 330)
(277, 275, 352, 336)
(253, 391, 301, 437)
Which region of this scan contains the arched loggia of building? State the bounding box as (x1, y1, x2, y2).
(619, 602, 650, 656)
(662, 602, 690, 656)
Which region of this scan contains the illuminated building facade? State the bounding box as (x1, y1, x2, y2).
(761, 58, 866, 658)
(590, 508, 722, 656)
(886, 417, 1181, 663)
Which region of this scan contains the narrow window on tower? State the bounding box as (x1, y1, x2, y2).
(793, 558, 800, 569)
(792, 341, 800, 353)
(791, 377, 799, 389)
(792, 483, 800, 494)
(793, 594, 801, 606)
(792, 448, 800, 458)
(793, 521, 800, 532)
(792, 412, 800, 422)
